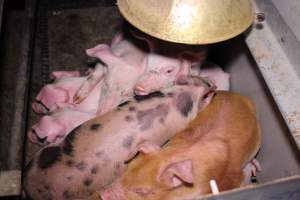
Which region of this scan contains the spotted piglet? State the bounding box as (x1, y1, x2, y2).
(99, 92, 261, 200)
(23, 76, 216, 200)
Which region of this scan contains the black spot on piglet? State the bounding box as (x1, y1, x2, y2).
(176, 92, 194, 117)
(122, 135, 134, 149)
(65, 160, 74, 167)
(38, 146, 62, 169)
(91, 165, 98, 174)
(129, 106, 136, 111)
(75, 161, 87, 171)
(41, 191, 53, 200)
(83, 177, 93, 187)
(125, 115, 134, 122)
(63, 190, 73, 199)
(90, 123, 102, 131)
(63, 126, 80, 156)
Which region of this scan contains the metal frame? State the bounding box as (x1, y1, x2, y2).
(246, 0, 300, 149)
(0, 0, 38, 197)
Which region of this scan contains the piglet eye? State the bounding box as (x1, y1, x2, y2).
(166, 69, 173, 74)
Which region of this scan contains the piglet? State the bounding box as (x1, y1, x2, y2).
(32, 68, 102, 114)
(73, 30, 207, 111)
(133, 54, 192, 95)
(99, 91, 261, 200)
(133, 32, 207, 96)
(29, 60, 230, 145)
(72, 31, 149, 115)
(28, 107, 96, 145)
(23, 76, 216, 200)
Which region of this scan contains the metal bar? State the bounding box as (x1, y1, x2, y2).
(245, 1, 300, 149)
(199, 175, 300, 200)
(7, 0, 38, 170)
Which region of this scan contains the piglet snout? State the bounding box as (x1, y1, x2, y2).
(29, 116, 66, 144)
(28, 129, 48, 145)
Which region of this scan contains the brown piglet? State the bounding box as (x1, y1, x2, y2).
(99, 91, 261, 200)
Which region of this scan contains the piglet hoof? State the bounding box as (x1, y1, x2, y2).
(134, 85, 149, 96)
(73, 91, 88, 104)
(85, 68, 94, 76)
(73, 82, 92, 104)
(251, 159, 262, 177)
(49, 70, 80, 80)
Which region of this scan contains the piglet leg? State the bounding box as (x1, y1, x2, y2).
(242, 159, 262, 185)
(73, 63, 107, 103)
(49, 70, 80, 80)
(73, 43, 124, 104)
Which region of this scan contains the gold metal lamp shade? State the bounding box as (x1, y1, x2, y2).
(117, 0, 254, 44)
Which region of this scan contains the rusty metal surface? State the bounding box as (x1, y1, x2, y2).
(0, 170, 21, 196)
(253, 0, 300, 80)
(245, 1, 300, 150)
(0, 0, 37, 197)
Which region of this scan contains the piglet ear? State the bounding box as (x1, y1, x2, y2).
(130, 29, 156, 52)
(137, 141, 161, 154)
(178, 59, 191, 77)
(198, 84, 216, 112)
(140, 55, 149, 72)
(158, 159, 194, 188)
(110, 31, 124, 47)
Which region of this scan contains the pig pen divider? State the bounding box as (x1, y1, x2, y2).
(0, 0, 38, 197)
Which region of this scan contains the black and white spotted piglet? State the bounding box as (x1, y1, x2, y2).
(23, 76, 216, 200)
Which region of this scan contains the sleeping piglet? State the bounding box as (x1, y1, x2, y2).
(28, 107, 96, 144)
(32, 69, 102, 114)
(133, 32, 207, 96)
(73, 30, 207, 110)
(99, 91, 261, 200)
(72, 31, 149, 115)
(23, 76, 216, 200)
